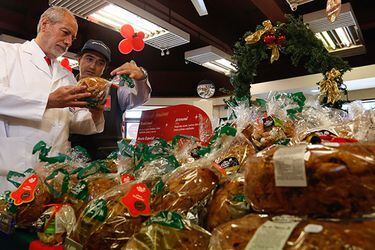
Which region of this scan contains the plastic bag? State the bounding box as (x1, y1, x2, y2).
(35, 204, 76, 246)
(209, 214, 375, 250)
(206, 174, 251, 231)
(123, 211, 211, 250)
(244, 143, 375, 217)
(242, 115, 294, 150)
(151, 161, 220, 225)
(77, 77, 110, 108)
(67, 173, 120, 215)
(6, 170, 52, 229)
(70, 182, 151, 250)
(214, 134, 256, 175)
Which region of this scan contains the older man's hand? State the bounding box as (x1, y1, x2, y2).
(47, 85, 91, 109)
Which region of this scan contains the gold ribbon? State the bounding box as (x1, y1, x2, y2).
(245, 20, 280, 64)
(245, 20, 275, 44)
(269, 45, 280, 64)
(319, 68, 342, 104)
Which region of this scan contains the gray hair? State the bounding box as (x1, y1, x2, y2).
(37, 6, 77, 33)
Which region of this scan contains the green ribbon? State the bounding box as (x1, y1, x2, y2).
(151, 180, 165, 197)
(275, 92, 306, 119)
(191, 124, 237, 158)
(77, 160, 110, 180)
(134, 139, 173, 171)
(106, 151, 118, 160)
(84, 199, 108, 222)
(44, 168, 70, 198)
(6, 168, 35, 188)
(119, 74, 135, 88)
(32, 140, 68, 164)
(118, 139, 134, 158)
(69, 180, 88, 201)
(147, 211, 184, 230)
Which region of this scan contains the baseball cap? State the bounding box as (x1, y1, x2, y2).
(81, 39, 111, 62)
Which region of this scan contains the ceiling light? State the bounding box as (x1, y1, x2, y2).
(49, 0, 190, 51)
(335, 27, 351, 47)
(185, 45, 236, 76)
(191, 0, 208, 16)
(304, 2, 366, 57)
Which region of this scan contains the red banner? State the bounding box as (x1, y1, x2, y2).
(136, 104, 212, 145)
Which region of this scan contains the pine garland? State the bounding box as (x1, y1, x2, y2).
(230, 15, 351, 108)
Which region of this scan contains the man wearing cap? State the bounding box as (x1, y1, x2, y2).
(0, 7, 105, 192)
(70, 39, 151, 159)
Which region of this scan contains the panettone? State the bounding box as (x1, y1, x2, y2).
(68, 174, 119, 215)
(77, 77, 108, 108)
(244, 143, 375, 217)
(123, 211, 211, 250)
(209, 214, 375, 250)
(206, 174, 251, 231)
(71, 182, 150, 250)
(152, 166, 219, 217)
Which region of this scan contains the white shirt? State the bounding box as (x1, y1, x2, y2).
(0, 40, 104, 192)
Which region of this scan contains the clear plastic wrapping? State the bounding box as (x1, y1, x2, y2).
(209, 214, 375, 250)
(35, 204, 76, 246)
(67, 173, 120, 215)
(214, 134, 256, 175)
(206, 174, 251, 231)
(70, 182, 151, 250)
(244, 143, 375, 217)
(123, 211, 211, 250)
(77, 77, 110, 108)
(151, 161, 220, 225)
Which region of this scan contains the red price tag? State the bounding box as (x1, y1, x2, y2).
(10, 174, 39, 206)
(121, 183, 151, 217)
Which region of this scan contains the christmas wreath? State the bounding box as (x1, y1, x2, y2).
(229, 15, 351, 108)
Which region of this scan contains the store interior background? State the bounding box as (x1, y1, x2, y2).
(1, 0, 375, 139)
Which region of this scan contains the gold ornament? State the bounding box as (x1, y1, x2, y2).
(245, 20, 275, 44)
(245, 20, 280, 64)
(326, 0, 342, 23)
(319, 68, 342, 104)
(269, 44, 280, 64)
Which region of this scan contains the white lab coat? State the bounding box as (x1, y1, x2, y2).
(0, 40, 104, 192)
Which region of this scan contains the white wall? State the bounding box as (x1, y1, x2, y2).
(144, 64, 375, 123)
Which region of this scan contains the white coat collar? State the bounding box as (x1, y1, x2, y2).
(22, 40, 71, 83)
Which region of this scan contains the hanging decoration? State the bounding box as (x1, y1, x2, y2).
(326, 0, 342, 23)
(229, 15, 351, 108)
(118, 24, 145, 55)
(60, 58, 72, 72)
(318, 68, 342, 104)
(245, 20, 286, 64)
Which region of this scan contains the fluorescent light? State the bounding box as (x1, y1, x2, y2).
(185, 45, 235, 76)
(191, 0, 208, 16)
(322, 31, 336, 50)
(215, 59, 236, 71)
(315, 33, 330, 49)
(335, 28, 351, 47)
(88, 4, 167, 40)
(203, 62, 231, 75)
(304, 3, 365, 57)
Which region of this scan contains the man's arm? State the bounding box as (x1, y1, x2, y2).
(110, 61, 151, 112)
